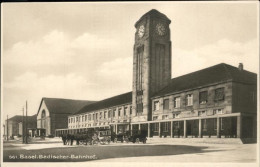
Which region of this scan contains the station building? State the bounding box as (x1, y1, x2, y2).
(56, 9, 257, 140)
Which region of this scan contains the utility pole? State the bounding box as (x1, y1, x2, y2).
(25, 101, 28, 144)
(22, 107, 24, 143)
(7, 115, 8, 141)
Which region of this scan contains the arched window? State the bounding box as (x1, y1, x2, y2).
(41, 110, 46, 128)
(41, 110, 46, 118)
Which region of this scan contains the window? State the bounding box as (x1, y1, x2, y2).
(137, 103, 143, 114)
(162, 115, 168, 120)
(163, 122, 169, 132)
(202, 119, 207, 131)
(118, 108, 121, 116)
(174, 97, 180, 108)
(113, 109, 116, 117)
(108, 110, 111, 118)
(100, 112, 102, 119)
(154, 123, 159, 131)
(153, 116, 158, 120)
(186, 94, 193, 106)
(163, 99, 169, 110)
(130, 106, 132, 115)
(85, 115, 87, 121)
(96, 113, 98, 120)
(221, 118, 224, 130)
(199, 91, 208, 104)
(124, 107, 127, 116)
(88, 114, 91, 121)
(82, 116, 84, 122)
(154, 101, 160, 111)
(92, 114, 95, 120)
(68, 118, 70, 123)
(76, 117, 79, 122)
(173, 113, 180, 118)
(215, 88, 224, 101)
(104, 111, 107, 119)
(198, 110, 206, 116)
(213, 109, 223, 115)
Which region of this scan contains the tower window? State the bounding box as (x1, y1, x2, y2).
(199, 91, 208, 104)
(174, 97, 180, 108)
(154, 101, 160, 111)
(163, 99, 169, 110)
(215, 88, 224, 101)
(186, 94, 193, 106)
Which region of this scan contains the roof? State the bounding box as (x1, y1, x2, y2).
(76, 92, 132, 115)
(6, 114, 37, 123)
(153, 63, 257, 97)
(135, 9, 171, 28)
(38, 98, 96, 115)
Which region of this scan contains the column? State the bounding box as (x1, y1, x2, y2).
(139, 124, 141, 131)
(130, 124, 133, 136)
(217, 117, 220, 138)
(115, 124, 118, 134)
(158, 122, 161, 137)
(198, 119, 202, 138)
(184, 120, 187, 138)
(170, 121, 173, 138)
(237, 116, 241, 138)
(148, 123, 150, 138)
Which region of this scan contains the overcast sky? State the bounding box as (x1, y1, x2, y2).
(2, 2, 259, 120)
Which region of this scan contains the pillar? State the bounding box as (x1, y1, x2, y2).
(237, 116, 241, 138)
(139, 124, 141, 131)
(184, 120, 187, 138)
(148, 123, 150, 138)
(170, 121, 173, 138)
(115, 124, 118, 134)
(198, 119, 202, 138)
(158, 122, 161, 137)
(130, 124, 133, 136)
(217, 117, 220, 138)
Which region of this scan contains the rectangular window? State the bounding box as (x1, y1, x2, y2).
(215, 88, 224, 101)
(108, 110, 111, 118)
(96, 113, 98, 120)
(186, 94, 193, 106)
(113, 109, 116, 117)
(85, 115, 87, 121)
(213, 109, 223, 115)
(154, 123, 159, 131)
(82, 116, 84, 122)
(173, 113, 180, 119)
(174, 97, 180, 108)
(118, 108, 121, 116)
(92, 114, 95, 120)
(68, 118, 70, 123)
(124, 107, 127, 116)
(154, 101, 160, 111)
(198, 110, 206, 116)
(163, 122, 169, 132)
(104, 111, 107, 119)
(137, 103, 143, 114)
(199, 91, 208, 104)
(89, 114, 91, 121)
(163, 99, 169, 110)
(153, 116, 158, 121)
(100, 112, 102, 119)
(162, 115, 168, 120)
(130, 106, 132, 115)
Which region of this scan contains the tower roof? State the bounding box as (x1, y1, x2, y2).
(135, 9, 171, 28)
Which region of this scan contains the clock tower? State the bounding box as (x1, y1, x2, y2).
(132, 9, 172, 122)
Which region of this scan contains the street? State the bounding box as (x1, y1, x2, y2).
(2, 138, 257, 163)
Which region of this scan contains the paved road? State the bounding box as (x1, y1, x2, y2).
(2, 139, 257, 163)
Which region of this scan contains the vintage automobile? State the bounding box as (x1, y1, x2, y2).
(129, 130, 147, 144)
(113, 131, 130, 143)
(98, 129, 111, 145)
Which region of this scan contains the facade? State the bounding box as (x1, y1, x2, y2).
(57, 9, 257, 141)
(37, 98, 95, 136)
(4, 115, 37, 138)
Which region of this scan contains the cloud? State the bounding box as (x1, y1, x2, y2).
(172, 38, 258, 78)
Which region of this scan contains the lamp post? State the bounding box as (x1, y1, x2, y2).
(25, 101, 28, 144)
(7, 115, 9, 141)
(22, 107, 24, 143)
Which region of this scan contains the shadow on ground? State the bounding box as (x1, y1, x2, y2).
(3, 144, 223, 162)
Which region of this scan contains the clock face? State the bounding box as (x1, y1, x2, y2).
(156, 23, 166, 36)
(138, 25, 145, 38)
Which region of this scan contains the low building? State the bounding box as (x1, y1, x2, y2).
(37, 98, 95, 136)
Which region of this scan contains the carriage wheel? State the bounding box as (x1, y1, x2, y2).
(135, 138, 140, 143)
(114, 138, 117, 143)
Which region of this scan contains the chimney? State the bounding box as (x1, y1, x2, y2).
(238, 63, 243, 71)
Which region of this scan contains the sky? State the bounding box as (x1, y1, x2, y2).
(1, 2, 259, 120)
